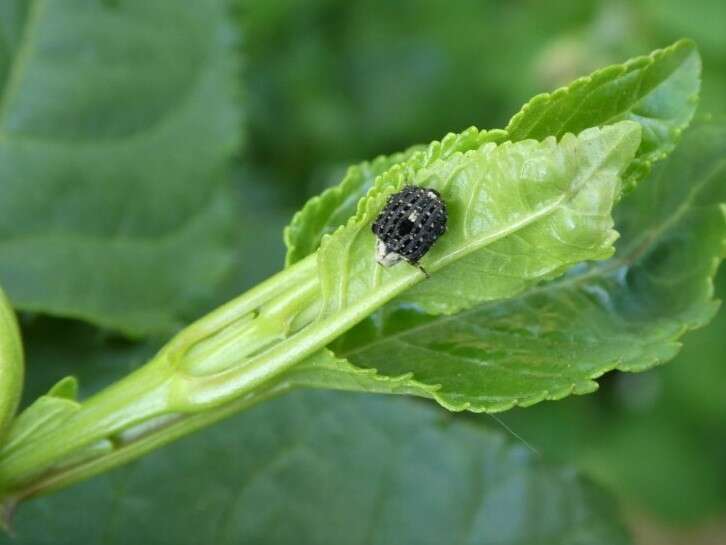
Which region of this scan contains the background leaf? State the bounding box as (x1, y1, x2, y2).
(0, 0, 242, 336)
(1, 389, 631, 545)
(322, 121, 725, 411)
(284, 145, 422, 266)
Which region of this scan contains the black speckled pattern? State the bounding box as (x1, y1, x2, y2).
(372, 186, 447, 264)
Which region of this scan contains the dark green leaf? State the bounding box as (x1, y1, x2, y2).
(0, 0, 242, 336)
(284, 129, 506, 266)
(3, 390, 631, 545)
(1, 377, 81, 462)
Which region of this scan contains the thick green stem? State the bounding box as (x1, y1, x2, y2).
(0, 255, 318, 498)
(12, 382, 291, 501)
(0, 242, 428, 501)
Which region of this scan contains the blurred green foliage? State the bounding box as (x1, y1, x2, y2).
(238, 0, 725, 207)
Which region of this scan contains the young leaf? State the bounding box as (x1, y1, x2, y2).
(506, 39, 700, 189)
(284, 128, 506, 266)
(4, 391, 631, 545)
(0, 286, 22, 445)
(496, 271, 726, 523)
(284, 40, 700, 265)
(318, 122, 641, 318)
(0, 0, 242, 336)
(325, 121, 726, 412)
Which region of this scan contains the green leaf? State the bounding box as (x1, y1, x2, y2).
(0, 285, 22, 445)
(664, 267, 726, 429)
(318, 122, 641, 318)
(283, 41, 699, 266)
(0, 0, 242, 336)
(325, 121, 726, 412)
(2, 390, 631, 545)
(284, 128, 506, 266)
(506, 39, 701, 189)
(0, 121, 641, 496)
(287, 348, 437, 398)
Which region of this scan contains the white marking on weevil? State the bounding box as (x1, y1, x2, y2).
(376, 239, 404, 267)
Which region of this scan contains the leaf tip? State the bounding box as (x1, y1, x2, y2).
(47, 376, 79, 401)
